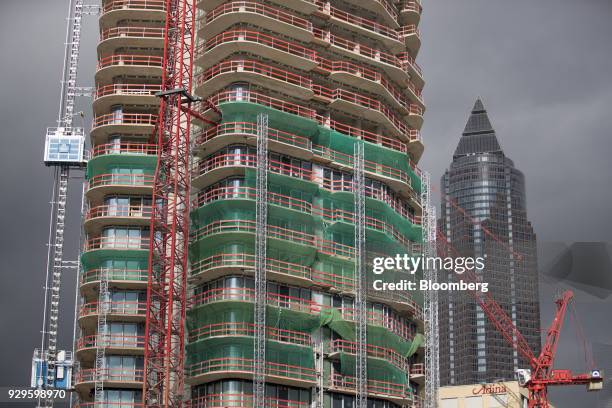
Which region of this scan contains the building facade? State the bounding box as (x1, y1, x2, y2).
(438, 99, 540, 386)
(439, 381, 536, 408)
(74, 1, 428, 408)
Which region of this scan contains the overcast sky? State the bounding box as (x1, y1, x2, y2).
(0, 1, 610, 407)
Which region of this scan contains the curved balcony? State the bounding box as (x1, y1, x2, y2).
(199, 91, 416, 153)
(194, 122, 312, 159)
(321, 177, 421, 214)
(312, 145, 415, 196)
(90, 113, 157, 143)
(339, 307, 415, 342)
(313, 86, 423, 139)
(86, 173, 154, 202)
(74, 367, 144, 391)
(100, 0, 166, 28)
(186, 394, 308, 408)
(397, 24, 421, 52)
(76, 334, 145, 361)
(197, 59, 313, 101)
(190, 252, 312, 286)
(192, 153, 315, 189)
(98, 26, 165, 55)
(399, 0, 422, 24)
(91, 142, 158, 159)
(84, 236, 150, 252)
(190, 287, 322, 315)
(93, 84, 161, 112)
(84, 204, 153, 233)
(80, 268, 148, 296)
(186, 357, 316, 388)
(314, 2, 403, 52)
(79, 300, 147, 330)
(316, 58, 423, 108)
(190, 219, 354, 259)
(410, 362, 425, 385)
(312, 29, 418, 87)
(341, 0, 399, 29)
(196, 29, 317, 71)
(328, 372, 413, 405)
(189, 322, 312, 347)
(202, 1, 314, 42)
(327, 339, 408, 371)
(96, 54, 163, 84)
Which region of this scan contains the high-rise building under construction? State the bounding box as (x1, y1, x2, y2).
(438, 99, 540, 386)
(74, 1, 430, 407)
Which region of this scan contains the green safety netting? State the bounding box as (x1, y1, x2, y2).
(338, 352, 408, 386)
(188, 301, 423, 359)
(187, 302, 321, 334)
(218, 102, 422, 194)
(86, 156, 156, 179)
(186, 336, 315, 370)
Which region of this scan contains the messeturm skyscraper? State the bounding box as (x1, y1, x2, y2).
(438, 99, 540, 386)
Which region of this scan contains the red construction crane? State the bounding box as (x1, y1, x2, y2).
(142, 1, 219, 407)
(436, 230, 603, 408)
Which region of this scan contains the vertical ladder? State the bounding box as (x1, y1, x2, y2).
(421, 172, 439, 408)
(354, 141, 367, 408)
(94, 267, 110, 402)
(254, 113, 269, 408)
(45, 166, 70, 389)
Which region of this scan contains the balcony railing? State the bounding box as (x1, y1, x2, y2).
(94, 83, 162, 99)
(102, 0, 166, 14)
(100, 26, 164, 41)
(205, 1, 312, 31)
(200, 90, 421, 148)
(189, 322, 312, 347)
(411, 363, 424, 375)
(85, 204, 153, 221)
(186, 357, 317, 383)
(75, 368, 144, 384)
(195, 121, 312, 150)
(195, 153, 314, 182)
(76, 334, 145, 350)
(190, 252, 312, 281)
(190, 287, 321, 315)
(190, 219, 354, 258)
(79, 300, 147, 318)
(84, 236, 150, 251)
(328, 373, 411, 400)
(198, 29, 317, 62)
(314, 1, 399, 42)
(186, 394, 307, 408)
(92, 113, 158, 129)
(197, 59, 312, 90)
(97, 54, 163, 70)
(339, 307, 415, 341)
(81, 268, 148, 285)
(91, 142, 158, 158)
(87, 173, 155, 189)
(328, 339, 408, 370)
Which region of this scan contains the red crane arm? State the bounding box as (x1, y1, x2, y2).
(436, 230, 537, 366)
(534, 290, 573, 378)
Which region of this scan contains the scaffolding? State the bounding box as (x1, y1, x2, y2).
(254, 113, 269, 407)
(35, 0, 88, 404)
(354, 141, 367, 408)
(422, 172, 439, 408)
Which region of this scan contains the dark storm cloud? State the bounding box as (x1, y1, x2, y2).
(0, 1, 611, 407)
